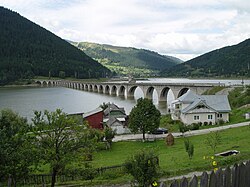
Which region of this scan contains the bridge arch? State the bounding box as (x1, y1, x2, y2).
(104, 85, 110, 94)
(84, 84, 88, 91)
(89, 84, 93, 91)
(93, 85, 98, 92)
(128, 86, 137, 99)
(36, 80, 42, 85)
(42, 81, 47, 86)
(159, 87, 170, 103)
(145, 86, 155, 100)
(118, 86, 126, 97)
(99, 85, 104, 93)
(177, 87, 189, 98)
(111, 85, 117, 96)
(48, 81, 52, 86)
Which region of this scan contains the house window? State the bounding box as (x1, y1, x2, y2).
(208, 115, 213, 120)
(176, 104, 180, 109)
(194, 115, 200, 120)
(217, 113, 223, 118)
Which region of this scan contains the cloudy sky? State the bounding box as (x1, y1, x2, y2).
(1, 0, 250, 61)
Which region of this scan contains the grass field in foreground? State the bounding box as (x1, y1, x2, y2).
(92, 125, 250, 176)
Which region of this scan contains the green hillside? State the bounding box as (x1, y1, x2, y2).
(161, 39, 250, 78)
(0, 7, 110, 85)
(71, 42, 182, 77)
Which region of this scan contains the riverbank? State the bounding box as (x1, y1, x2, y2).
(0, 83, 39, 88)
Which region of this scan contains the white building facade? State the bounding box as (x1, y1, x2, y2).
(171, 90, 231, 125)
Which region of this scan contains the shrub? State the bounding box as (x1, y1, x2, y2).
(179, 123, 189, 133)
(209, 121, 213, 126)
(124, 150, 160, 187)
(203, 121, 208, 126)
(218, 119, 224, 125)
(191, 123, 200, 130)
(184, 138, 194, 159)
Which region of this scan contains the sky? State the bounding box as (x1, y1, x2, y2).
(1, 0, 250, 61)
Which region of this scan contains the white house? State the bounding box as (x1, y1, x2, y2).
(170, 90, 231, 125)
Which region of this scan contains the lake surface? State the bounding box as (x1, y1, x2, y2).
(0, 78, 249, 121)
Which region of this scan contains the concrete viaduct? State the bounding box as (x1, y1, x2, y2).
(35, 80, 223, 104)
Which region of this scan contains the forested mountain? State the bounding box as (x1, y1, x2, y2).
(0, 7, 110, 85)
(70, 42, 182, 77)
(161, 39, 250, 78)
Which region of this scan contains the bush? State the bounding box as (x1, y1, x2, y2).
(203, 121, 208, 126)
(218, 119, 224, 125)
(124, 150, 160, 187)
(179, 123, 189, 133)
(184, 138, 194, 159)
(64, 164, 97, 181)
(209, 121, 213, 126)
(190, 123, 200, 130)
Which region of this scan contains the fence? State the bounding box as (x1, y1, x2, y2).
(2, 161, 250, 186)
(2, 164, 125, 186)
(161, 161, 250, 187)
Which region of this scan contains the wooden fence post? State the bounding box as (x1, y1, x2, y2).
(209, 171, 216, 187)
(232, 163, 239, 187)
(189, 175, 198, 187)
(238, 162, 246, 187)
(200, 171, 208, 187)
(170, 179, 179, 187)
(159, 181, 166, 187)
(215, 168, 223, 187)
(180, 177, 188, 187)
(223, 166, 231, 187)
(246, 161, 250, 185)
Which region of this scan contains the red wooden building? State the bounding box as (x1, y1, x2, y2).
(82, 107, 104, 129)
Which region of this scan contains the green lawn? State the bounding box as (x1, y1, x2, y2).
(92, 125, 250, 177)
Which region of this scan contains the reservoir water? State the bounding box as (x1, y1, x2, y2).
(0, 78, 249, 121)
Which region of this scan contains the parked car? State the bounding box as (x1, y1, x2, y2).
(152, 127, 168, 134)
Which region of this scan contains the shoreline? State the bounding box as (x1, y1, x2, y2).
(0, 83, 40, 88)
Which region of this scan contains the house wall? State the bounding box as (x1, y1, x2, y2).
(181, 112, 216, 125)
(85, 111, 103, 129)
(111, 121, 131, 134)
(216, 113, 229, 122)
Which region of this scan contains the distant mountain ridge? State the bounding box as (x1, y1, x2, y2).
(0, 7, 110, 85)
(70, 42, 182, 77)
(161, 39, 250, 78)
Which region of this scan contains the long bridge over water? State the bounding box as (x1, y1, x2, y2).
(36, 80, 223, 104)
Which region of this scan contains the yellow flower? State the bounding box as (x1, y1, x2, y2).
(211, 156, 214, 159)
(152, 181, 158, 186)
(214, 167, 218, 172)
(203, 156, 206, 160)
(212, 161, 217, 166)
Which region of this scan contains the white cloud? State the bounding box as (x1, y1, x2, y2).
(1, 0, 250, 61)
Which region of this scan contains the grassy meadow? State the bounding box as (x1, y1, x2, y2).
(91, 125, 250, 175)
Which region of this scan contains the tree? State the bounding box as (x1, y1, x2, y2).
(32, 109, 100, 187)
(204, 131, 221, 154)
(104, 127, 116, 149)
(128, 98, 161, 141)
(184, 138, 194, 159)
(124, 150, 159, 187)
(0, 109, 35, 186)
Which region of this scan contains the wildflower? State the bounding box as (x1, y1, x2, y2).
(212, 161, 217, 166)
